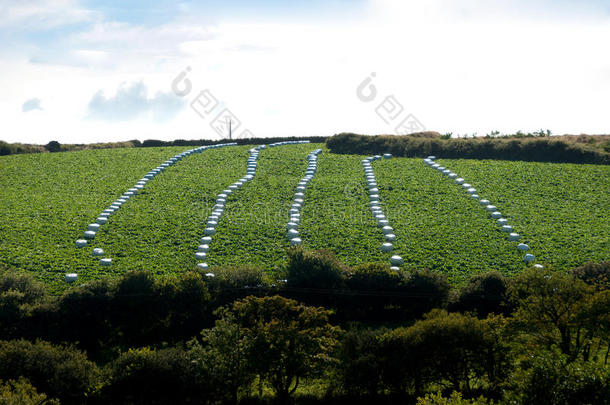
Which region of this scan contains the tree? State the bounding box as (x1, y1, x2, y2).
(225, 295, 341, 404)
(508, 268, 599, 362)
(377, 310, 510, 396)
(45, 141, 61, 152)
(189, 310, 255, 405)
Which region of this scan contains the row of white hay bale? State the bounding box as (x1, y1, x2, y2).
(422, 156, 542, 269)
(69, 142, 237, 283)
(196, 140, 308, 277)
(196, 146, 264, 274)
(286, 149, 322, 246)
(362, 153, 404, 270)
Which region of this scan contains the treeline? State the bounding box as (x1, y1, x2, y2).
(0, 254, 608, 404)
(326, 133, 610, 164)
(0, 136, 328, 156)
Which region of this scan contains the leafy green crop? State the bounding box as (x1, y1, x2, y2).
(0, 145, 608, 290)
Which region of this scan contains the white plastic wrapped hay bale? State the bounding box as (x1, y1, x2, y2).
(486, 205, 497, 212)
(88, 223, 101, 232)
(198, 244, 210, 252)
(92, 248, 104, 257)
(502, 225, 514, 233)
(461, 183, 471, 190)
(427, 156, 436, 160)
(491, 211, 502, 219)
(385, 233, 396, 242)
(471, 194, 480, 200)
(448, 173, 457, 179)
(479, 199, 490, 206)
(517, 243, 529, 251)
(442, 170, 451, 175)
(382, 226, 393, 234)
(65, 273, 78, 283)
(287, 229, 299, 239)
(381, 242, 393, 252)
(455, 178, 464, 185)
(497, 218, 508, 226)
(290, 238, 302, 246)
(390, 255, 404, 266)
(84, 230, 96, 239)
(295, 192, 305, 199)
(100, 258, 112, 266)
(378, 219, 389, 227)
(75, 239, 87, 248)
(533, 264, 544, 269)
(436, 166, 445, 172)
(466, 188, 477, 195)
(508, 233, 520, 241)
(524, 254, 535, 263)
(200, 236, 212, 244)
(96, 217, 107, 225)
(383, 153, 392, 159)
(286, 222, 298, 230)
(103, 209, 115, 215)
(195, 252, 207, 260)
(207, 220, 218, 228)
(197, 263, 209, 270)
(369, 188, 379, 194)
(204, 228, 215, 236)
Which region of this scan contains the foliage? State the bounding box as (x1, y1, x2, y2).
(0, 340, 101, 404)
(376, 310, 510, 397)
(326, 133, 610, 164)
(417, 391, 493, 405)
(102, 347, 205, 405)
(450, 271, 509, 316)
(227, 295, 341, 404)
(508, 353, 610, 405)
(508, 268, 609, 363)
(45, 141, 61, 153)
(287, 248, 347, 289)
(572, 261, 610, 290)
(0, 377, 59, 405)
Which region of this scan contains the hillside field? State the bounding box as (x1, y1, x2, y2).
(0, 143, 608, 292)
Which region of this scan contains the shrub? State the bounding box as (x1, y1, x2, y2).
(44, 141, 61, 153)
(450, 271, 509, 316)
(335, 328, 384, 397)
(509, 353, 610, 405)
(326, 133, 610, 164)
(417, 391, 493, 405)
(0, 340, 100, 404)
(287, 248, 347, 289)
(0, 271, 49, 340)
(103, 347, 205, 405)
(572, 261, 610, 291)
(0, 377, 59, 404)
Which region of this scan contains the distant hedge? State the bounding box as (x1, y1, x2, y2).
(0, 136, 328, 156)
(326, 133, 610, 164)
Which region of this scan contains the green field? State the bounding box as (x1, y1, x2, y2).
(0, 143, 608, 291)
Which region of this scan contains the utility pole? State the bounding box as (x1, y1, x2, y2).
(229, 119, 232, 140)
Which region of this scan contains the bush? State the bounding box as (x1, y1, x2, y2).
(0, 271, 49, 340)
(450, 271, 509, 316)
(326, 133, 610, 164)
(417, 391, 493, 405)
(0, 377, 59, 404)
(376, 310, 509, 397)
(336, 328, 384, 397)
(287, 248, 347, 289)
(45, 141, 61, 152)
(103, 347, 206, 405)
(572, 261, 610, 291)
(0, 340, 100, 404)
(509, 353, 610, 405)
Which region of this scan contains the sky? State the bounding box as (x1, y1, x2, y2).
(1, 0, 609, 144)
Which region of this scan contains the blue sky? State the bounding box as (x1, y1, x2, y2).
(1, 0, 609, 143)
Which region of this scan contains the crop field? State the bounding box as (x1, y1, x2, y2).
(0, 143, 608, 291)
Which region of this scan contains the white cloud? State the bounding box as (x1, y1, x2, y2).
(88, 82, 185, 121)
(22, 97, 42, 112)
(0, 0, 96, 30)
